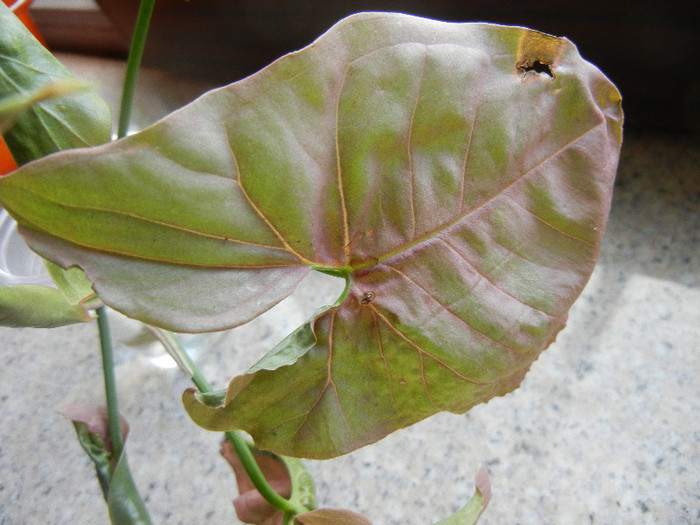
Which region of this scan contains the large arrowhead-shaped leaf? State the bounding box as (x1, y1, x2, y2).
(0, 13, 622, 457)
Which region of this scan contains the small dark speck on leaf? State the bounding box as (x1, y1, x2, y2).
(360, 291, 375, 305)
(519, 59, 554, 77)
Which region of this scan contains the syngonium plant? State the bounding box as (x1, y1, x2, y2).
(0, 6, 622, 523)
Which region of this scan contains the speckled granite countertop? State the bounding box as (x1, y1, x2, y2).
(0, 55, 698, 524)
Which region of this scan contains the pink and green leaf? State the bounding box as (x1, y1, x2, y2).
(0, 13, 622, 458)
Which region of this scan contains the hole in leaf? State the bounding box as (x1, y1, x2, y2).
(519, 59, 554, 78)
(360, 291, 375, 305)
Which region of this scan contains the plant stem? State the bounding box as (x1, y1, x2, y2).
(152, 328, 306, 516)
(224, 429, 305, 516)
(117, 0, 155, 139)
(114, 1, 305, 517)
(96, 306, 123, 459)
(101, 0, 155, 466)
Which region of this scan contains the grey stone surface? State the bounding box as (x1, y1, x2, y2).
(0, 54, 698, 524)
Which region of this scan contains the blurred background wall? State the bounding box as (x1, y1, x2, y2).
(31, 0, 699, 135)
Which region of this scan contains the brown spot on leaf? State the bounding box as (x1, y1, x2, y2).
(516, 28, 563, 79)
(360, 291, 375, 305)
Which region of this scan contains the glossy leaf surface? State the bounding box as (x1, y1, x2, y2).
(0, 13, 622, 457)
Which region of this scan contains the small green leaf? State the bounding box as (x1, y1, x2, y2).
(44, 260, 98, 306)
(247, 308, 323, 373)
(0, 2, 112, 165)
(73, 422, 113, 496)
(0, 284, 91, 327)
(434, 467, 491, 525)
(0, 79, 90, 135)
(279, 455, 316, 513)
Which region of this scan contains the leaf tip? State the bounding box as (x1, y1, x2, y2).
(474, 466, 491, 509)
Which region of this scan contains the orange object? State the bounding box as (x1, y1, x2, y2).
(0, 137, 17, 175)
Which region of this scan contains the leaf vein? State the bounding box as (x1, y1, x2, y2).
(437, 237, 557, 317)
(459, 102, 480, 211)
(370, 309, 399, 415)
(417, 351, 439, 409)
(288, 310, 349, 441)
(13, 219, 300, 271)
(370, 304, 491, 385)
(507, 195, 596, 247)
(257, 369, 328, 434)
(228, 144, 318, 266)
(406, 51, 428, 241)
(335, 64, 352, 264)
(488, 231, 576, 272)
(384, 264, 525, 357)
(14, 187, 294, 252)
(363, 121, 603, 270)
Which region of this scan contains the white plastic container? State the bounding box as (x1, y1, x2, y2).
(0, 208, 53, 286)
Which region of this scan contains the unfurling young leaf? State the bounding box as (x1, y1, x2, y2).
(434, 467, 491, 525)
(0, 13, 622, 458)
(60, 404, 152, 525)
